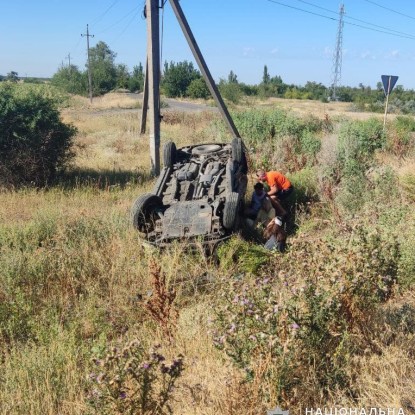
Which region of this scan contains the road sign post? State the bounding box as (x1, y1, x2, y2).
(381, 75, 398, 131)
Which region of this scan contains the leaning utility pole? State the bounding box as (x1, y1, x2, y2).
(330, 4, 345, 101)
(140, 59, 149, 135)
(146, 0, 161, 175)
(141, 0, 241, 174)
(82, 24, 94, 104)
(168, 0, 240, 138)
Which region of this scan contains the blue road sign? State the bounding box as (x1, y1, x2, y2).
(381, 75, 399, 96)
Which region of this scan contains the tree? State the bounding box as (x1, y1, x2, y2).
(304, 81, 327, 101)
(228, 70, 238, 84)
(0, 84, 77, 187)
(128, 63, 145, 92)
(186, 78, 210, 99)
(162, 61, 200, 97)
(89, 41, 117, 95)
(115, 64, 130, 89)
(51, 65, 86, 95)
(218, 78, 242, 104)
(262, 65, 270, 85)
(6, 71, 19, 82)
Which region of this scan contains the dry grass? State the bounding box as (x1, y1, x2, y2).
(240, 96, 400, 122)
(0, 95, 414, 414)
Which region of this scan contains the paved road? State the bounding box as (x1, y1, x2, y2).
(128, 93, 218, 113)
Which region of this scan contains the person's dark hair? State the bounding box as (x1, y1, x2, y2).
(263, 217, 286, 241)
(254, 182, 264, 190)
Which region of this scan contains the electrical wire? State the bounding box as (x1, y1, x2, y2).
(296, 0, 415, 38)
(111, 9, 141, 42)
(95, 5, 140, 34)
(265, 0, 336, 21)
(91, 0, 121, 26)
(264, 0, 415, 40)
(363, 0, 415, 21)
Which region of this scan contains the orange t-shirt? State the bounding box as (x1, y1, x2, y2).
(265, 171, 291, 190)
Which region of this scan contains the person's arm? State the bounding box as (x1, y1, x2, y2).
(267, 185, 278, 197)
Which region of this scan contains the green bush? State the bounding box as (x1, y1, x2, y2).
(213, 224, 400, 406)
(186, 77, 210, 99)
(337, 118, 385, 172)
(386, 116, 415, 156)
(0, 84, 77, 187)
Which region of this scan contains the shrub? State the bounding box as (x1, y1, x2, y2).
(0, 84, 77, 187)
(218, 81, 242, 104)
(88, 340, 184, 414)
(212, 108, 324, 172)
(337, 118, 385, 175)
(386, 116, 415, 156)
(186, 78, 210, 99)
(213, 224, 400, 406)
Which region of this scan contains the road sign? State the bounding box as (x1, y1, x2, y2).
(381, 75, 399, 96)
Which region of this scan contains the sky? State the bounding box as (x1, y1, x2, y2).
(1, 0, 415, 89)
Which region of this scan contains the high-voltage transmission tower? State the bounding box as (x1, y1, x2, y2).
(330, 4, 345, 101)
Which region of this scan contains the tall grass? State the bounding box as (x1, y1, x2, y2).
(0, 95, 414, 414)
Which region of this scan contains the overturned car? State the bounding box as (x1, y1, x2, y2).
(131, 137, 248, 248)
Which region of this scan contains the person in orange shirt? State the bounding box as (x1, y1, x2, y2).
(256, 169, 293, 217)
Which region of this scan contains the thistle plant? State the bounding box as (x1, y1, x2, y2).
(88, 340, 184, 415)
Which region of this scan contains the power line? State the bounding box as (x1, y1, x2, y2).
(363, 0, 415, 21)
(264, 0, 415, 40)
(296, 0, 415, 38)
(96, 5, 140, 34)
(112, 9, 141, 42)
(91, 0, 121, 26)
(265, 0, 336, 21)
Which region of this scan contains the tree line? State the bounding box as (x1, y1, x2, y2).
(3, 40, 415, 114)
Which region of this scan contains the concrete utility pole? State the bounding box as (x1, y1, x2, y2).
(146, 0, 161, 175)
(81, 24, 94, 104)
(140, 59, 149, 135)
(168, 0, 240, 138)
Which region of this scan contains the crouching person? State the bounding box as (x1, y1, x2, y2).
(245, 182, 275, 227)
(263, 217, 287, 253)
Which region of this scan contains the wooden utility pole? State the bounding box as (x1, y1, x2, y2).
(168, 0, 241, 138)
(82, 24, 94, 104)
(146, 0, 161, 175)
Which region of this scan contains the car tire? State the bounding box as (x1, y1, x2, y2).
(223, 192, 239, 230)
(192, 144, 221, 155)
(232, 137, 248, 174)
(232, 137, 243, 163)
(131, 193, 163, 232)
(163, 141, 177, 167)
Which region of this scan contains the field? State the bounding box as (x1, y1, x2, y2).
(1, 92, 414, 415)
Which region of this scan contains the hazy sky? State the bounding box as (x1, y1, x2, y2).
(1, 0, 415, 88)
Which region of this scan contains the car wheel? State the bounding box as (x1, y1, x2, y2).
(232, 137, 243, 163)
(223, 192, 239, 230)
(192, 144, 222, 155)
(163, 141, 177, 167)
(131, 193, 163, 232)
(232, 137, 248, 174)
